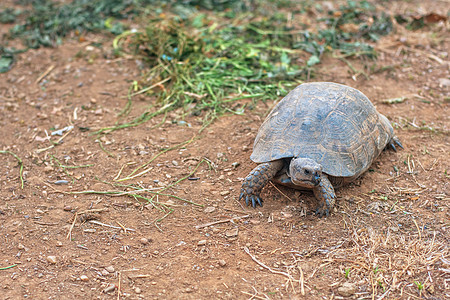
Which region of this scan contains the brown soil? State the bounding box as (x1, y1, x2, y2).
(0, 1, 449, 299)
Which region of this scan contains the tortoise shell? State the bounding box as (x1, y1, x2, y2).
(250, 82, 394, 178)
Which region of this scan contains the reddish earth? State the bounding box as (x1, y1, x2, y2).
(0, 1, 449, 299)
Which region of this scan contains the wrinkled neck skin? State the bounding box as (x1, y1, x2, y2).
(288, 157, 323, 188)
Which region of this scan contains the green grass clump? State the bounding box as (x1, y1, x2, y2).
(4, 0, 156, 49)
(117, 14, 307, 127)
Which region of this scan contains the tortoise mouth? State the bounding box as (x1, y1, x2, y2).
(292, 178, 320, 187)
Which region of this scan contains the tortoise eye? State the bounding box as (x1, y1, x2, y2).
(304, 169, 310, 174)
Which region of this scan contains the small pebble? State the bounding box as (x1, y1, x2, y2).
(172, 160, 178, 166)
(80, 275, 89, 282)
(56, 241, 63, 247)
(54, 180, 69, 185)
(140, 237, 150, 245)
(135, 287, 141, 294)
(281, 212, 293, 218)
(197, 240, 207, 246)
(338, 282, 357, 297)
(105, 266, 115, 273)
(18, 243, 26, 250)
(225, 228, 238, 238)
(46, 256, 57, 264)
(44, 165, 53, 173)
(63, 206, 72, 211)
(103, 284, 116, 293)
(218, 259, 227, 267)
(220, 190, 230, 196)
(438, 78, 450, 87)
(204, 206, 216, 213)
(101, 269, 109, 276)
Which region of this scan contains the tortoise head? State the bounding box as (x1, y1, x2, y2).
(288, 158, 322, 188)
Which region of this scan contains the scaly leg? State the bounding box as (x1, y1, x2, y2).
(313, 174, 336, 217)
(240, 160, 284, 208)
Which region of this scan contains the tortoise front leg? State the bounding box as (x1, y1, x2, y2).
(240, 160, 284, 208)
(313, 174, 336, 217)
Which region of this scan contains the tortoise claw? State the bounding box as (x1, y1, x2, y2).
(389, 137, 403, 152)
(248, 195, 263, 208)
(315, 208, 329, 217)
(240, 192, 263, 208)
(315, 199, 330, 217)
(390, 142, 397, 152)
(255, 196, 263, 207)
(245, 195, 251, 207)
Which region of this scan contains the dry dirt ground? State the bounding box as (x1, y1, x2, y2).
(0, 1, 449, 299)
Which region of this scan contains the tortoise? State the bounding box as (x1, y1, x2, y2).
(239, 82, 402, 216)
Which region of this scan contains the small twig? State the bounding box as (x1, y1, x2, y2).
(377, 287, 391, 300)
(298, 266, 305, 296)
(412, 218, 422, 241)
(33, 221, 59, 226)
(88, 220, 136, 232)
(269, 181, 293, 202)
(240, 291, 267, 300)
(243, 246, 295, 281)
(195, 215, 250, 229)
(127, 274, 152, 279)
(325, 258, 370, 270)
(35, 65, 55, 84)
(116, 221, 127, 234)
(117, 271, 121, 300)
(67, 213, 77, 240)
(78, 208, 108, 214)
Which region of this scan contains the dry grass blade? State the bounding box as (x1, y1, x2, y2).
(195, 215, 250, 229)
(88, 220, 136, 232)
(244, 246, 296, 282)
(0, 150, 24, 189)
(117, 136, 196, 182)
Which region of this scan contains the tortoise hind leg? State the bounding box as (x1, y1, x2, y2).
(313, 174, 336, 217)
(240, 160, 284, 208)
(388, 136, 403, 152)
